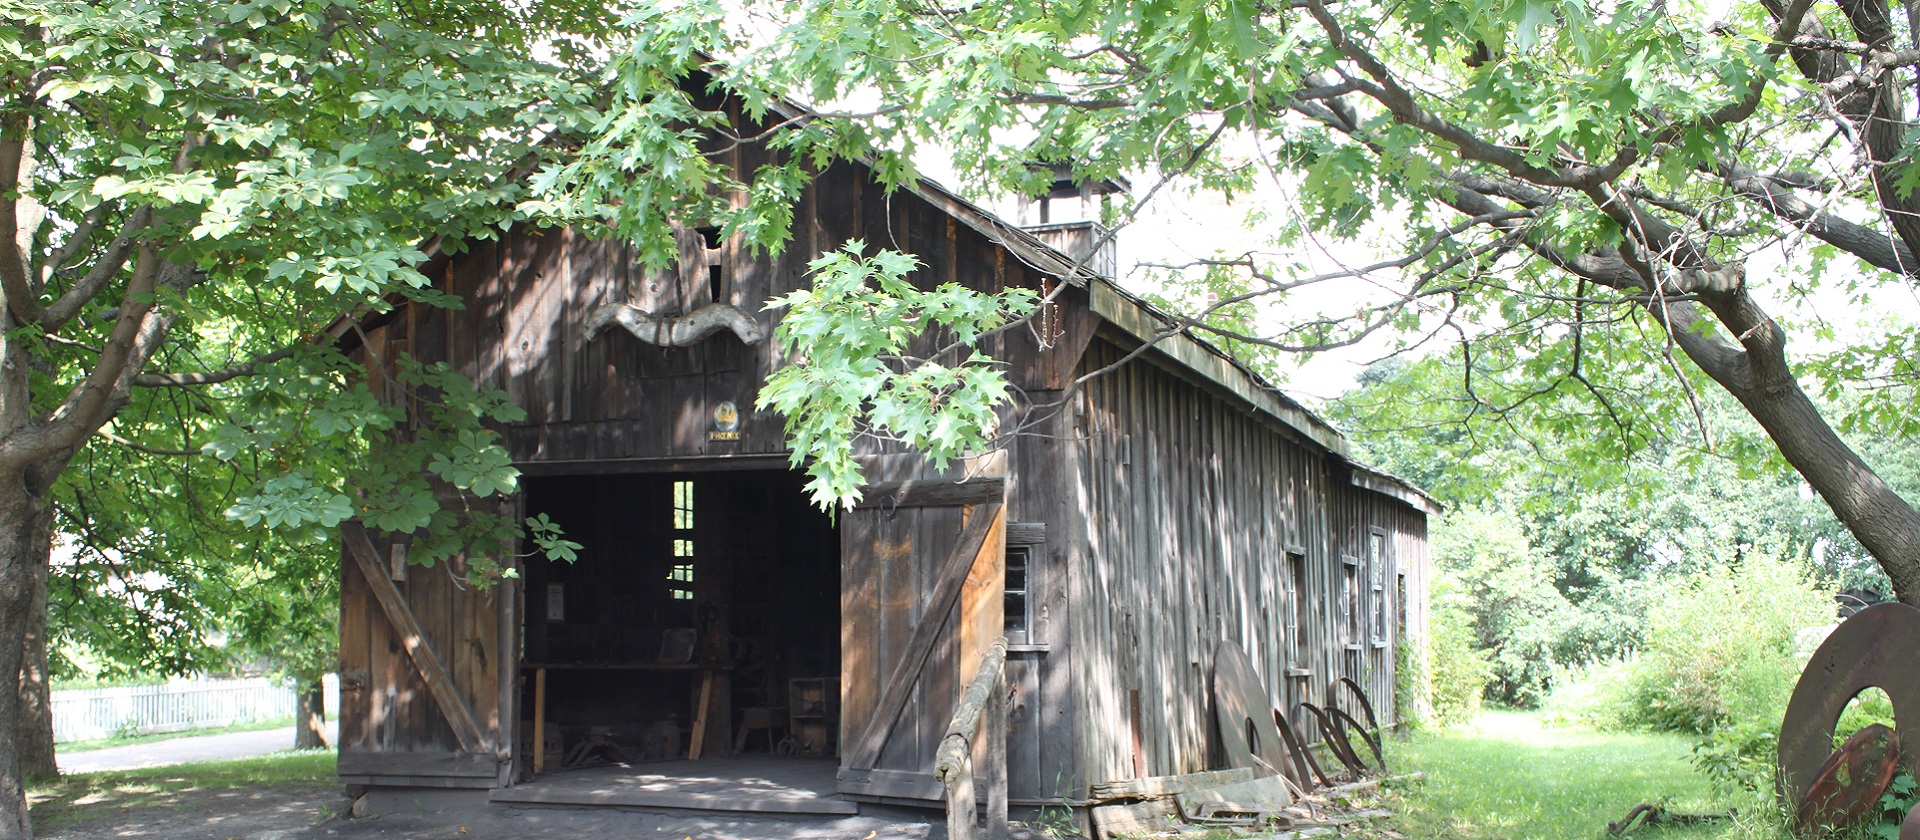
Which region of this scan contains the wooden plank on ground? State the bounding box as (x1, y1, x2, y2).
(1089, 767, 1265, 802)
(1091, 799, 1177, 840)
(844, 500, 1003, 771)
(490, 785, 859, 815)
(342, 520, 487, 754)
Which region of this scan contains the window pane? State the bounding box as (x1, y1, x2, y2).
(1004, 593, 1029, 635)
(673, 480, 694, 530)
(1005, 546, 1032, 642)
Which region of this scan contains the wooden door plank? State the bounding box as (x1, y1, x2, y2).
(342, 521, 488, 754)
(846, 501, 1003, 771)
(958, 505, 1007, 689)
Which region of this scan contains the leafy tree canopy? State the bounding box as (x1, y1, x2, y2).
(579, 0, 1920, 602)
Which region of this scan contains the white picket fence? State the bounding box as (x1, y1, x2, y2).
(50, 677, 300, 743)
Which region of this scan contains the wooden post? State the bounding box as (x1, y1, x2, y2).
(948, 752, 977, 840)
(532, 667, 547, 774)
(689, 670, 716, 760)
(935, 638, 1008, 840)
(986, 673, 1008, 840)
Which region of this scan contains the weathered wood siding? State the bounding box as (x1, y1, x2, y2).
(339, 91, 1094, 800)
(337, 88, 1427, 803)
(1071, 335, 1429, 786)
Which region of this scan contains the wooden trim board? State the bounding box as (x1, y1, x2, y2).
(339, 750, 498, 778)
(490, 786, 858, 815)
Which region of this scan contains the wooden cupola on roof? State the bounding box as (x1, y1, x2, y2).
(1019, 161, 1129, 279)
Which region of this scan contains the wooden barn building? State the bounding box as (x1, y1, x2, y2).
(331, 85, 1436, 823)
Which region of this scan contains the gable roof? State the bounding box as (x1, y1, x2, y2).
(866, 161, 1439, 513)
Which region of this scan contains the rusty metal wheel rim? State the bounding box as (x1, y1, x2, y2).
(1778, 603, 1920, 811)
(1329, 705, 1386, 774)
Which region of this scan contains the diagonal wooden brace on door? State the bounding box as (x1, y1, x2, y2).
(846, 501, 1004, 771)
(342, 520, 488, 754)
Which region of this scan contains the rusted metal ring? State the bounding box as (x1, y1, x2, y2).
(1328, 677, 1381, 733)
(1329, 705, 1385, 774)
(1274, 706, 1332, 789)
(1778, 603, 1920, 810)
(1792, 723, 1900, 837)
(1298, 701, 1366, 776)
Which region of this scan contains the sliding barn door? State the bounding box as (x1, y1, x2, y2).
(838, 477, 1006, 802)
(336, 519, 517, 789)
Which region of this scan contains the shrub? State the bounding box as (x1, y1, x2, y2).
(1432, 507, 1576, 707)
(1427, 577, 1491, 726)
(1615, 554, 1830, 736)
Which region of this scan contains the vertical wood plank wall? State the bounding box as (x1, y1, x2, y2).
(1071, 337, 1430, 785)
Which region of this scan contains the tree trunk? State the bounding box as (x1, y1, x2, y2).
(0, 480, 49, 840)
(1722, 374, 1920, 604)
(1670, 285, 1920, 607)
(294, 677, 327, 751)
(17, 534, 55, 780)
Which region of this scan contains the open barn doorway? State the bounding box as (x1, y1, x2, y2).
(506, 469, 848, 812)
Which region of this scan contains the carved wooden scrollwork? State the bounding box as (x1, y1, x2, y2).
(582, 301, 766, 347)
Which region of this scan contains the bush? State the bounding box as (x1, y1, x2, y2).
(1614, 555, 1830, 736)
(1552, 555, 1830, 795)
(1427, 578, 1491, 726)
(1432, 507, 1576, 707)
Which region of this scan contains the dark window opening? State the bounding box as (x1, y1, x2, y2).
(1005, 545, 1032, 643)
(1369, 530, 1387, 643)
(695, 226, 723, 249)
(1286, 550, 1306, 667)
(1341, 557, 1361, 644)
(669, 480, 694, 600)
(1397, 573, 1408, 639)
(708, 264, 724, 303)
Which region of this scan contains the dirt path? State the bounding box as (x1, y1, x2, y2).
(34, 784, 348, 840)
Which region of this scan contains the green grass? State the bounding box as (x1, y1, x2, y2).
(57, 715, 299, 752)
(26, 749, 340, 831)
(1352, 710, 1790, 840)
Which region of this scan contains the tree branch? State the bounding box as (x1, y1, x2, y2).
(0, 247, 184, 468)
(42, 205, 152, 329)
(93, 428, 202, 457)
(1718, 160, 1918, 274)
(132, 345, 298, 388)
(0, 129, 43, 324)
